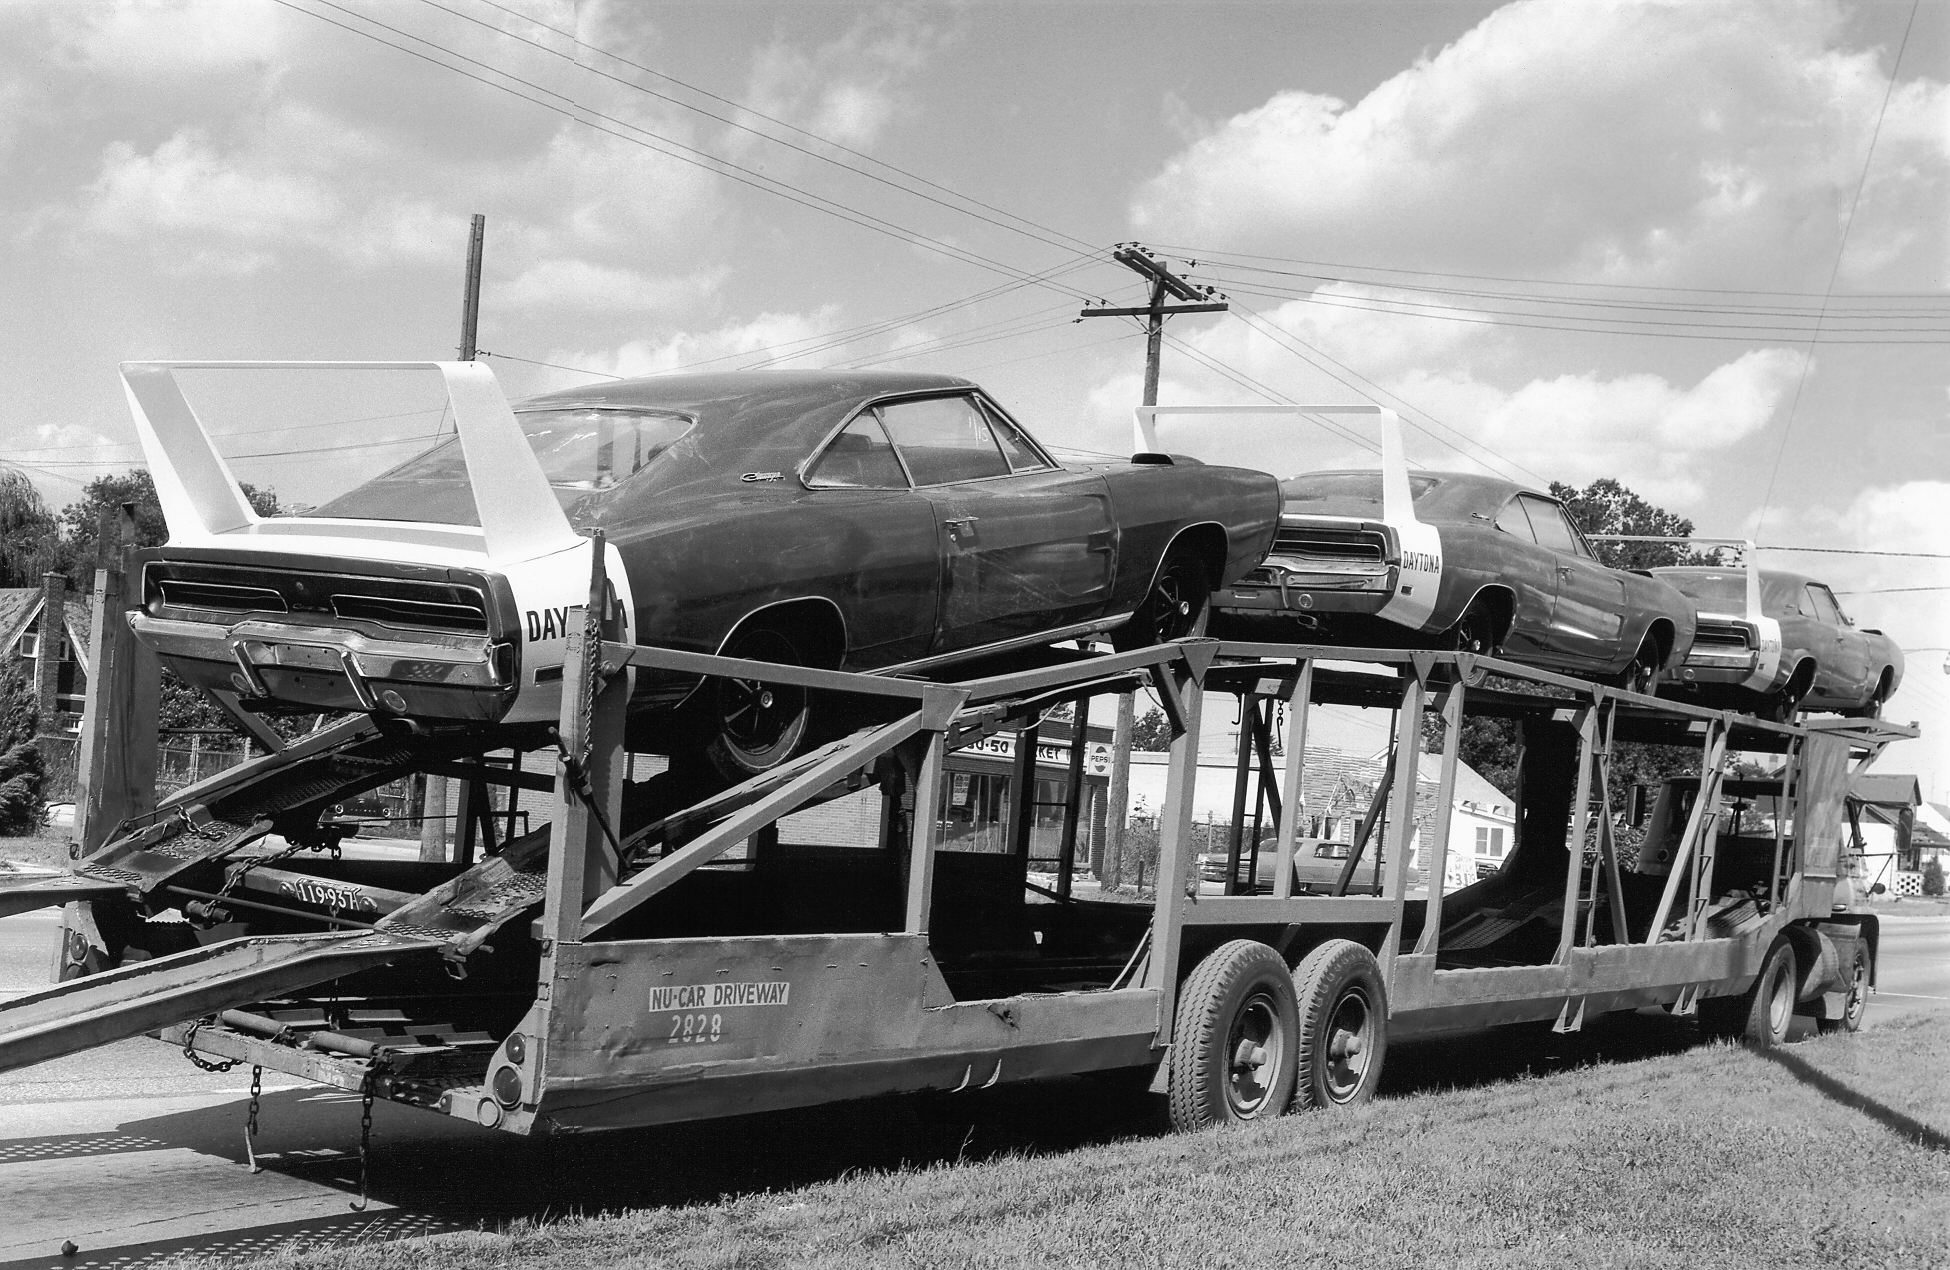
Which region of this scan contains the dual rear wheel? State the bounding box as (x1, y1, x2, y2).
(1167, 938, 1387, 1132)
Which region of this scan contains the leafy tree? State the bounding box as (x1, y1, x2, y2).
(55, 470, 280, 576)
(1131, 705, 1173, 752)
(0, 668, 45, 835)
(1551, 477, 1704, 570)
(0, 468, 59, 588)
(1923, 856, 1945, 898)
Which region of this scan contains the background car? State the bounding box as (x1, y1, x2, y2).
(1213, 469, 1697, 691)
(133, 369, 1280, 779)
(1652, 566, 1903, 720)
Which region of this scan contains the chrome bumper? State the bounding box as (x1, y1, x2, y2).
(131, 614, 510, 713)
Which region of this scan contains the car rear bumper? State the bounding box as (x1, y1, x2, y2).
(1218, 569, 1395, 617)
(132, 613, 518, 721)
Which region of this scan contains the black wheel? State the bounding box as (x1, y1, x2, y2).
(1619, 635, 1665, 696)
(1764, 677, 1808, 725)
(1290, 939, 1388, 1109)
(1847, 671, 1891, 720)
(1167, 940, 1298, 1131)
(1699, 938, 1796, 1047)
(1113, 549, 1211, 652)
(700, 625, 811, 781)
(1435, 604, 1499, 686)
(1816, 942, 1870, 1035)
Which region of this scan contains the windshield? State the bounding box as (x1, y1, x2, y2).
(1280, 472, 1441, 508)
(1657, 570, 1747, 612)
(312, 408, 694, 524)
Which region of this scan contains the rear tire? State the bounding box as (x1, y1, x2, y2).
(1699, 938, 1796, 1047)
(1435, 603, 1499, 686)
(1619, 635, 1665, 696)
(1847, 671, 1892, 720)
(1290, 939, 1388, 1109)
(1167, 940, 1298, 1131)
(1113, 548, 1212, 652)
(699, 625, 812, 782)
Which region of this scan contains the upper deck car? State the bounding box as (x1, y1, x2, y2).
(1652, 566, 1903, 721)
(126, 364, 1279, 776)
(1213, 467, 1697, 690)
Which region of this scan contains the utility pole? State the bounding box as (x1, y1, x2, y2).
(1082, 247, 1227, 885)
(1078, 244, 1228, 409)
(423, 212, 487, 863)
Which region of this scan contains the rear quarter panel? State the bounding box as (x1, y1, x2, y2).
(1623, 574, 1698, 669)
(1098, 463, 1279, 611)
(1430, 521, 1554, 645)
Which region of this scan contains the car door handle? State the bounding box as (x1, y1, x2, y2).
(1556, 566, 1574, 576)
(943, 516, 978, 527)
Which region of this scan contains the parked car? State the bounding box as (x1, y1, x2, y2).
(1254, 839, 1419, 895)
(127, 367, 1280, 778)
(1651, 566, 1903, 720)
(1212, 468, 1698, 690)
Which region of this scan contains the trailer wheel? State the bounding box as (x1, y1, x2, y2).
(1700, 939, 1796, 1047)
(1290, 939, 1388, 1109)
(1167, 940, 1298, 1131)
(1817, 942, 1871, 1035)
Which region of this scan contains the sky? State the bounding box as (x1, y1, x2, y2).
(2, 0, 1947, 789)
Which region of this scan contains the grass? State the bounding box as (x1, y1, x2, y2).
(183, 1013, 1950, 1270)
(0, 829, 71, 871)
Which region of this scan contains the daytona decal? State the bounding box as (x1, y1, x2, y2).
(524, 606, 573, 642)
(649, 981, 791, 1012)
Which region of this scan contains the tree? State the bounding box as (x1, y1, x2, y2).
(1131, 705, 1173, 752)
(55, 470, 280, 576)
(0, 468, 59, 587)
(1551, 477, 1704, 570)
(0, 668, 45, 835)
(1923, 856, 1945, 898)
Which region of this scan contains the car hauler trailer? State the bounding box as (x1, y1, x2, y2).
(0, 547, 1913, 1155)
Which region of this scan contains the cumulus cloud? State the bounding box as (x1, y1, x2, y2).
(545, 307, 847, 386)
(735, 10, 944, 154)
(1131, 0, 1950, 291)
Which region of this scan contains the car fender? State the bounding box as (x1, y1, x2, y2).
(1372, 413, 1442, 632)
(1745, 614, 1783, 691)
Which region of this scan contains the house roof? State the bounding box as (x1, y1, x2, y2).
(0, 587, 95, 666)
(1851, 773, 1922, 809)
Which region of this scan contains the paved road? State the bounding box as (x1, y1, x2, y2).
(1, 908, 1945, 1268)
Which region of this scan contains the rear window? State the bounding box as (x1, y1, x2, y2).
(313, 407, 693, 523)
(1279, 473, 1441, 508)
(1657, 571, 1747, 612)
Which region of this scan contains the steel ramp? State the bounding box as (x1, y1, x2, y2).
(0, 873, 128, 920)
(0, 929, 440, 1074)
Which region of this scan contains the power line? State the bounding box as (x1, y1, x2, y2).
(1755, 0, 1920, 542)
(1760, 545, 1950, 559)
(275, 0, 1101, 301)
(1834, 587, 1950, 595)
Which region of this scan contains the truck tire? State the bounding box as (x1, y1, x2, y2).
(1699, 938, 1796, 1047)
(1167, 940, 1298, 1131)
(1290, 939, 1388, 1109)
(1816, 942, 1871, 1035)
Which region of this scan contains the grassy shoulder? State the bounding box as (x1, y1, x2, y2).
(216, 1013, 1950, 1270)
(0, 830, 71, 871)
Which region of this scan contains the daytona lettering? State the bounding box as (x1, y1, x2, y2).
(649, 981, 791, 1012)
(1399, 551, 1441, 574)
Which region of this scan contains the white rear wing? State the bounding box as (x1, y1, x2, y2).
(1134, 403, 1441, 630)
(121, 360, 582, 565)
(1588, 534, 1762, 624)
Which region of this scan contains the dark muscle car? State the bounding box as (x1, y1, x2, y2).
(1211, 469, 1697, 689)
(125, 365, 1279, 777)
(1652, 566, 1903, 720)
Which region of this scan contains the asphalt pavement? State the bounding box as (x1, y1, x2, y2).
(0, 906, 1945, 1268)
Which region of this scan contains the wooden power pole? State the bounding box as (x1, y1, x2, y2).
(423, 213, 487, 862)
(1081, 246, 1227, 887)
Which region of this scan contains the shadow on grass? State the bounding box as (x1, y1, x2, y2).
(1381, 1009, 1703, 1097)
(1755, 1044, 1950, 1152)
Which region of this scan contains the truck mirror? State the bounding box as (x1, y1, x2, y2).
(1627, 784, 1649, 828)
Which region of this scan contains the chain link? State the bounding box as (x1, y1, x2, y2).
(180, 1018, 238, 1073)
(245, 1064, 263, 1174)
(350, 1070, 376, 1211)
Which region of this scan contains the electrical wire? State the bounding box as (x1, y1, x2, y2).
(1759, 546, 1950, 560)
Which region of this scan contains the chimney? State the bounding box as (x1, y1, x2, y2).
(34, 571, 67, 725)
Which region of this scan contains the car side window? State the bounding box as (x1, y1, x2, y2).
(979, 401, 1055, 473)
(1520, 495, 1579, 555)
(1494, 498, 1536, 542)
(1807, 584, 1846, 627)
(805, 414, 909, 489)
(1796, 586, 1820, 619)
(878, 396, 1011, 486)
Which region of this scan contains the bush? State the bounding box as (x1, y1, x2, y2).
(0, 667, 46, 835)
(1923, 857, 1945, 897)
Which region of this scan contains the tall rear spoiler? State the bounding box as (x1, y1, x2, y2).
(1587, 535, 1762, 625)
(1132, 403, 1420, 533)
(120, 360, 582, 565)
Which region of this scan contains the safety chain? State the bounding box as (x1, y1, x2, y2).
(215, 836, 320, 906)
(180, 1017, 239, 1073)
(245, 1064, 263, 1174)
(350, 1070, 376, 1211)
